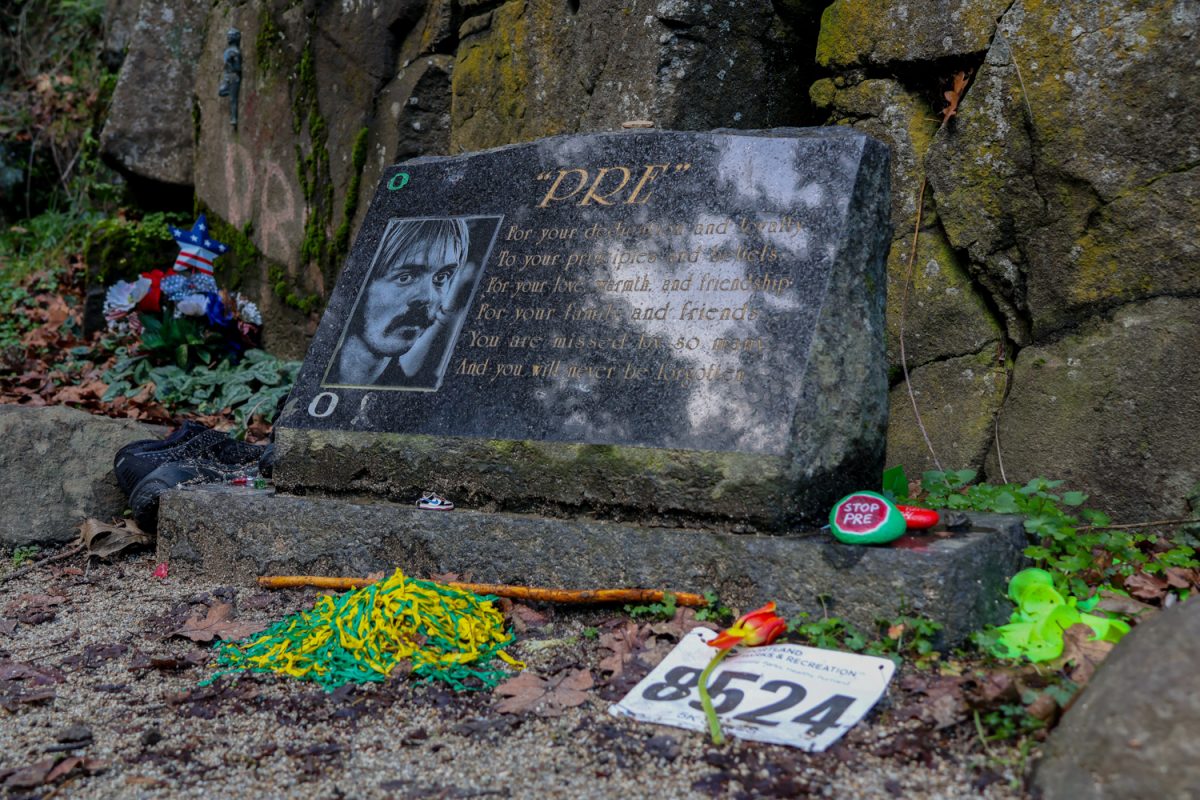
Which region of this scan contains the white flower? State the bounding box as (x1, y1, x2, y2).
(234, 293, 262, 326)
(175, 293, 209, 317)
(103, 277, 151, 316)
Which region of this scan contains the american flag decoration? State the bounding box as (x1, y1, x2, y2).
(169, 214, 230, 276)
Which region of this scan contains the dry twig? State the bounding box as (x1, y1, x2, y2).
(898, 178, 943, 472)
(1, 543, 84, 585)
(1078, 518, 1199, 533)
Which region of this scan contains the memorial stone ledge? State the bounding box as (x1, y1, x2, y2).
(158, 486, 1027, 646)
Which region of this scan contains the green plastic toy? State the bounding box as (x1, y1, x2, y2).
(829, 490, 907, 544)
(992, 568, 1131, 662)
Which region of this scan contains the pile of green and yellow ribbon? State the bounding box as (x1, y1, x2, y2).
(209, 569, 522, 691)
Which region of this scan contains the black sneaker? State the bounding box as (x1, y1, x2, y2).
(129, 460, 260, 532)
(114, 427, 232, 496)
(203, 436, 267, 469)
(258, 443, 276, 478)
(114, 420, 208, 469)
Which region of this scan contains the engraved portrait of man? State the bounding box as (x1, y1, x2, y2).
(325, 216, 498, 390)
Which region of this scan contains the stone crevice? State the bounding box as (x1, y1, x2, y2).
(1069, 10, 1146, 43)
(887, 337, 1004, 390)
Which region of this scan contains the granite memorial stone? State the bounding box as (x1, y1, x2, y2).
(275, 128, 891, 530)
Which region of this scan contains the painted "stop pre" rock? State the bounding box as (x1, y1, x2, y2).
(829, 490, 906, 544)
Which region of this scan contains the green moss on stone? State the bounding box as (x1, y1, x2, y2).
(83, 215, 183, 286)
(451, 0, 532, 151)
(255, 7, 283, 74)
(285, 34, 333, 315)
(204, 213, 261, 291)
(333, 126, 370, 256)
(809, 78, 837, 110)
(267, 262, 321, 314)
(815, 1, 871, 69)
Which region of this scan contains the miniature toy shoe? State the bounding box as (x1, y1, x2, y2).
(417, 492, 454, 511)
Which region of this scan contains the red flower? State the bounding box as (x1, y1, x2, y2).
(708, 601, 787, 650)
(136, 269, 165, 313)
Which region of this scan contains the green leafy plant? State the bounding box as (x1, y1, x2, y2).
(908, 469, 1198, 598)
(625, 592, 677, 621)
(102, 348, 299, 438)
(694, 591, 733, 623)
(134, 310, 251, 370)
(788, 614, 869, 652)
(11, 545, 40, 567)
(788, 611, 943, 667)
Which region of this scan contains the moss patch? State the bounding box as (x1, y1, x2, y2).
(255, 7, 284, 76)
(82, 213, 190, 286)
(333, 126, 370, 256)
(286, 35, 333, 315)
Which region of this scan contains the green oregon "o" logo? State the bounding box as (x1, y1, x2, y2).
(388, 172, 410, 190)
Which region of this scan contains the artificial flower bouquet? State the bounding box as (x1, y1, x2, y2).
(102, 214, 262, 367)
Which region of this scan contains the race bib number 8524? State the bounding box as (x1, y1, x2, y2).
(610, 628, 895, 751)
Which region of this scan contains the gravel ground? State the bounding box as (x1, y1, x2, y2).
(0, 548, 1031, 799)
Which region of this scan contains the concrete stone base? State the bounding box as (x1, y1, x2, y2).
(157, 486, 1028, 645)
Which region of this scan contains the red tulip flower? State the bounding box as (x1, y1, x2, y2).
(699, 601, 788, 744)
(707, 602, 788, 650)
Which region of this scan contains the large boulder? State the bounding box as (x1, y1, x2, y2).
(815, 0, 1009, 68)
(986, 297, 1200, 521)
(1035, 598, 1200, 799)
(810, 78, 1003, 370)
(927, 0, 1200, 343)
(99, 0, 210, 187)
(0, 407, 165, 546)
(451, 0, 808, 153)
(886, 347, 1006, 475)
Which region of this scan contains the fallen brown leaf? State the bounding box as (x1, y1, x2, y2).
(3, 759, 55, 789)
(494, 669, 593, 716)
(648, 607, 719, 640)
(598, 622, 649, 678)
(897, 674, 968, 729)
(1025, 691, 1059, 724)
(168, 602, 267, 643)
(78, 518, 151, 559)
(43, 756, 105, 784)
(1095, 590, 1158, 618)
(1164, 567, 1197, 590)
(1124, 572, 1169, 602)
(941, 70, 970, 126)
(1056, 623, 1115, 687)
(4, 593, 66, 625)
(510, 604, 548, 629)
(966, 671, 1018, 706)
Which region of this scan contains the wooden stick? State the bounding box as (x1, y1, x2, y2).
(256, 575, 707, 607)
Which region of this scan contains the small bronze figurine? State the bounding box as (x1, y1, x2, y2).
(217, 28, 242, 129)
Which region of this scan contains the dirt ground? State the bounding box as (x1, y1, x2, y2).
(0, 547, 1031, 799)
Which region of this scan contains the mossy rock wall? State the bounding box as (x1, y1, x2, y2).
(96, 0, 1200, 520)
(815, 0, 1200, 519)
